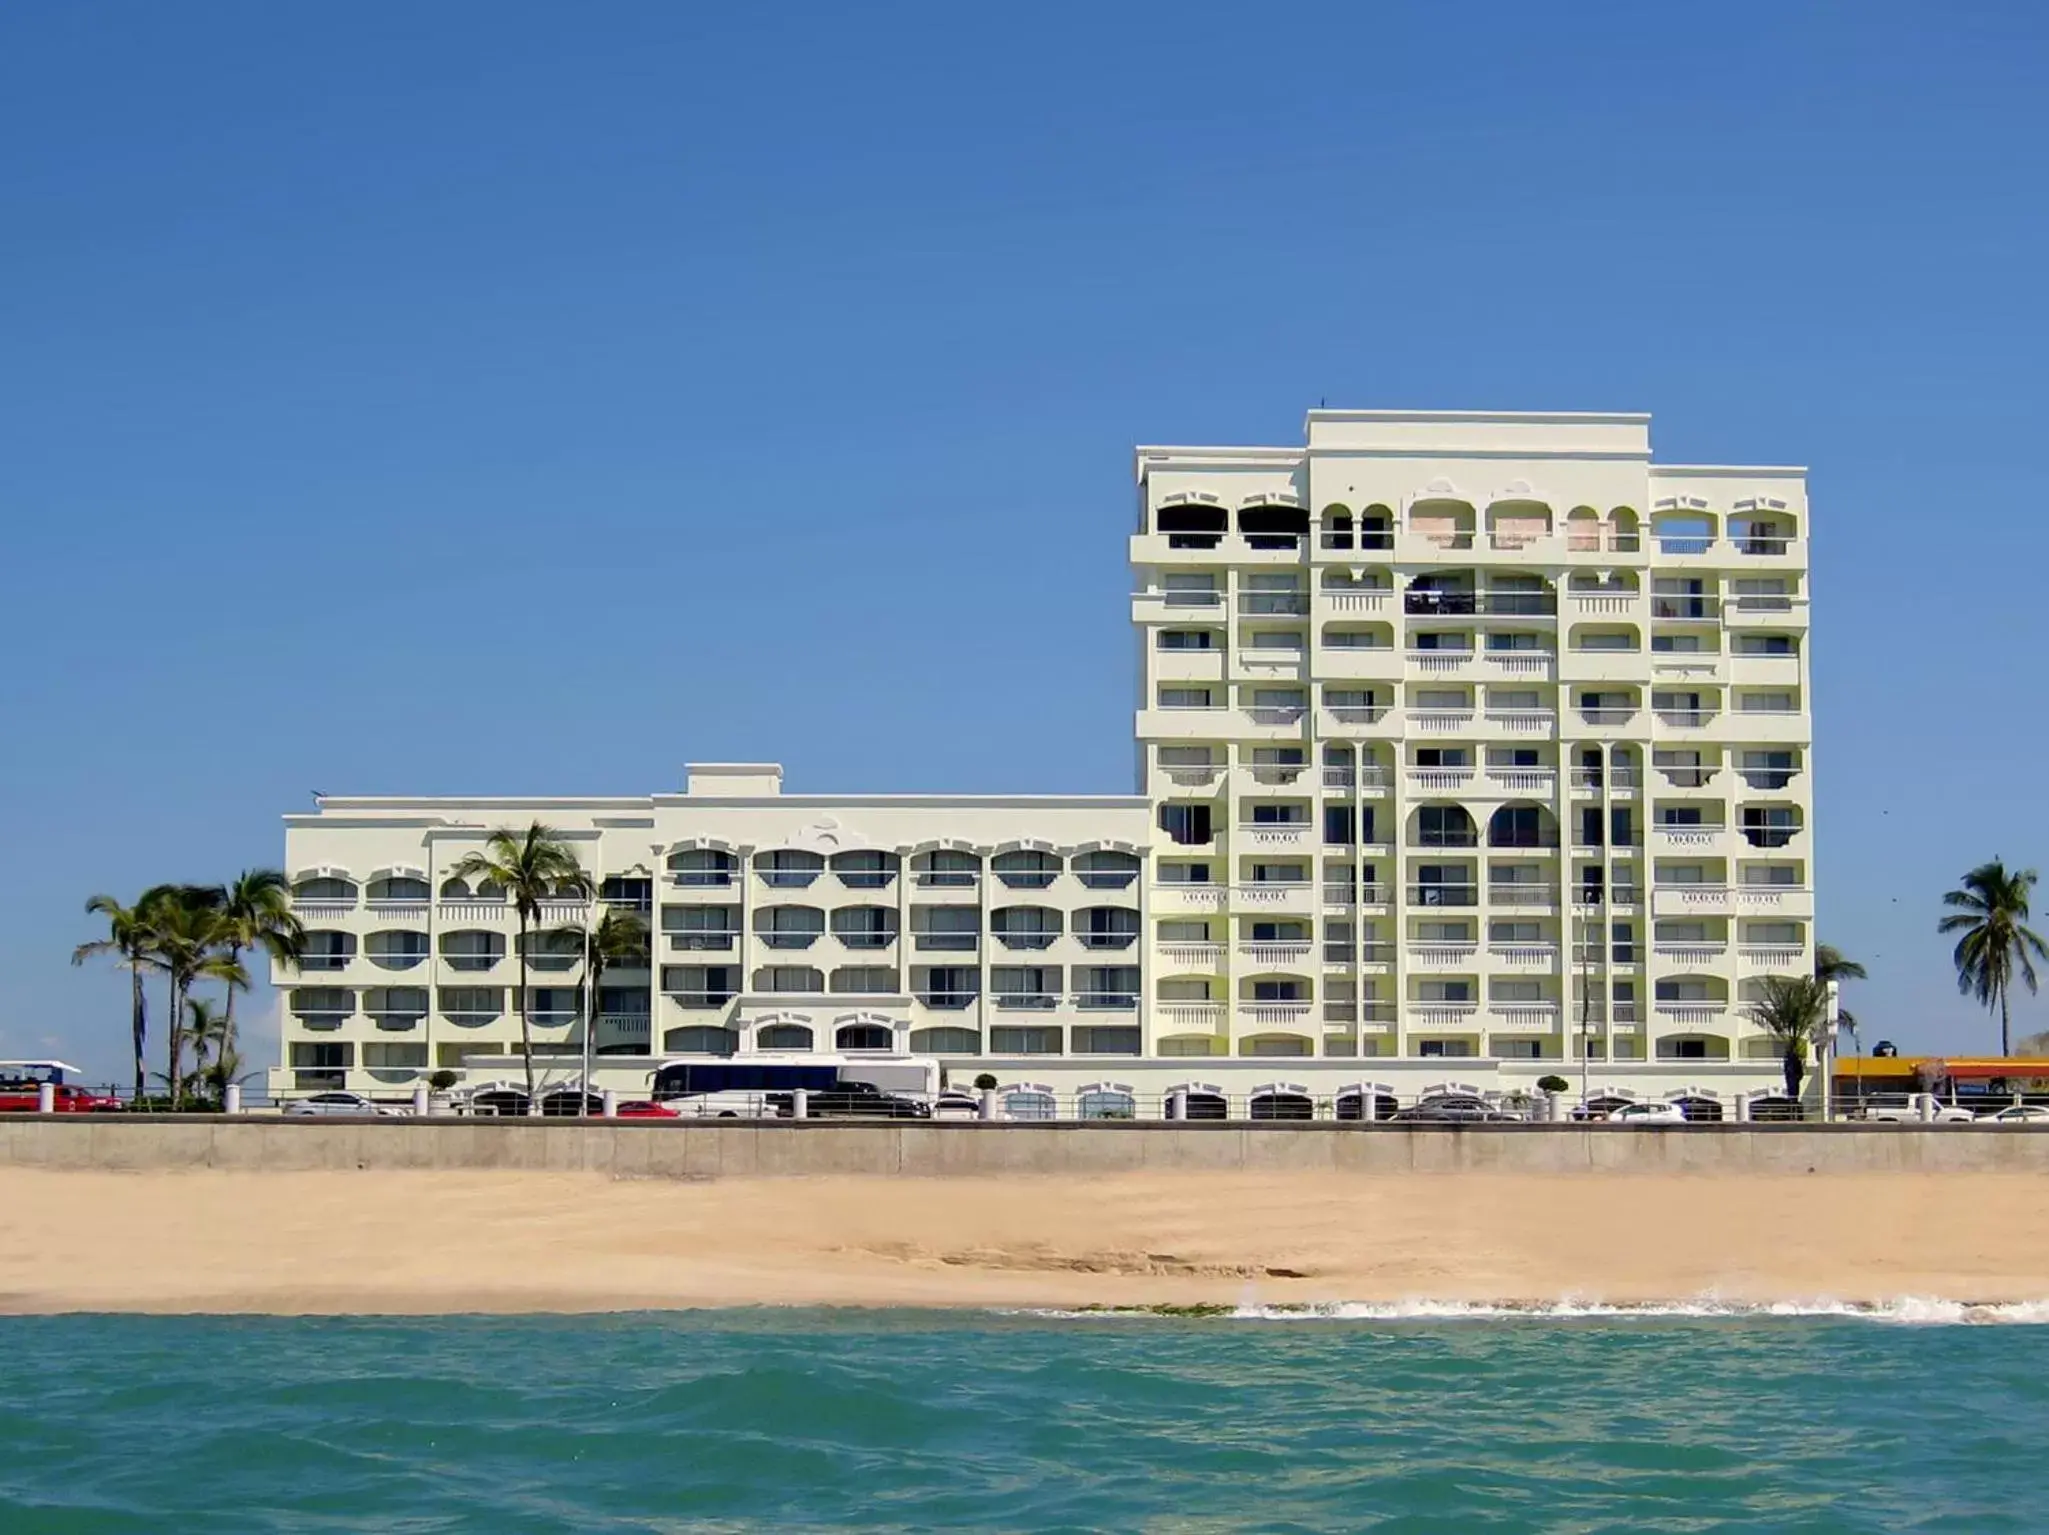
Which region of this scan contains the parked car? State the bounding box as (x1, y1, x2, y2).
(1606, 1101, 1688, 1125)
(931, 1092, 982, 1120)
(1856, 1093, 1976, 1124)
(281, 1091, 405, 1118)
(1977, 1104, 2049, 1125)
(612, 1100, 680, 1120)
(1389, 1095, 1522, 1124)
(0, 1081, 123, 1113)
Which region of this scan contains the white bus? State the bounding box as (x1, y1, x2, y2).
(649, 1053, 942, 1119)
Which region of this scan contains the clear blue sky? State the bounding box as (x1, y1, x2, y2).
(5, 0, 2046, 1082)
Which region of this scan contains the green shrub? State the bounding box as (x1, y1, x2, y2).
(1537, 1074, 1571, 1095)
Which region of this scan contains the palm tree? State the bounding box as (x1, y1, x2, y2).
(1814, 943, 1867, 1032)
(1748, 973, 1832, 1104)
(1939, 860, 2049, 1057)
(140, 885, 245, 1108)
(451, 825, 591, 1104)
(183, 996, 230, 1106)
(72, 894, 162, 1101)
(208, 869, 304, 1071)
(578, 907, 650, 1116)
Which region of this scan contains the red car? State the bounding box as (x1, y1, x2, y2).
(613, 1100, 680, 1120)
(0, 1082, 124, 1113)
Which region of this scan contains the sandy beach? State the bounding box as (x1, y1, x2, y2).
(3, 1166, 2046, 1313)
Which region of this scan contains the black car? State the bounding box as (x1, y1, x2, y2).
(767, 1082, 932, 1120)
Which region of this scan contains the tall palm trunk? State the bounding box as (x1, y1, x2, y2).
(582, 949, 603, 1120)
(2002, 989, 2012, 1058)
(222, 942, 241, 1064)
(517, 911, 536, 1106)
(129, 964, 147, 1103)
(166, 970, 185, 1110)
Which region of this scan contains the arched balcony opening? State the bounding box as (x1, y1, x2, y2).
(1077, 1084, 1138, 1120)
(755, 850, 825, 889)
(990, 906, 1061, 951)
(1410, 804, 1477, 849)
(1157, 501, 1227, 549)
(298, 931, 356, 972)
(755, 905, 826, 950)
(1170, 1083, 1230, 1120)
(1248, 1083, 1315, 1117)
(1652, 510, 1718, 556)
(667, 848, 738, 888)
(1730, 508, 1796, 556)
(1002, 1085, 1058, 1121)
(1609, 507, 1642, 550)
(365, 930, 430, 971)
(912, 849, 982, 889)
(1359, 503, 1395, 550)
(1319, 505, 1354, 550)
(292, 875, 358, 908)
(1485, 500, 1552, 550)
(992, 849, 1062, 888)
(366, 876, 430, 908)
(1239, 502, 1308, 550)
(1075, 850, 1141, 889)
(1076, 907, 1140, 950)
(830, 850, 899, 889)
(1409, 497, 1476, 550)
(834, 1023, 893, 1052)
(1488, 804, 1558, 850)
(1405, 569, 1475, 616)
(830, 905, 898, 950)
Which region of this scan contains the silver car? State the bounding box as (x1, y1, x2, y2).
(282, 1091, 405, 1118)
(1977, 1104, 2049, 1125)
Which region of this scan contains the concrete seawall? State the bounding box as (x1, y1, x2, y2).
(7, 1118, 2049, 1178)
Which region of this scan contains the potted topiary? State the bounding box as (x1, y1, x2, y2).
(427, 1069, 460, 1116)
(1537, 1074, 1571, 1122)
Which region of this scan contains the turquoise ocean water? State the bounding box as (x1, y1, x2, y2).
(0, 1308, 2042, 1532)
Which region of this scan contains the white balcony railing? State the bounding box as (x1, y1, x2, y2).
(1157, 942, 1223, 969)
(1570, 593, 1636, 615)
(1407, 767, 1475, 791)
(1246, 706, 1308, 727)
(1491, 1004, 1561, 1028)
(1569, 768, 1640, 791)
(1486, 768, 1556, 794)
(1654, 1002, 1729, 1024)
(1654, 944, 1728, 964)
(1410, 710, 1475, 732)
(1235, 1002, 1313, 1028)
(1233, 882, 1314, 905)
(1490, 944, 1559, 966)
(1484, 711, 1554, 734)
(1411, 1003, 1478, 1025)
(1487, 884, 1559, 907)
(1577, 707, 1639, 727)
(1407, 651, 1474, 672)
(1159, 1002, 1225, 1030)
(1155, 883, 1226, 907)
(1239, 941, 1313, 966)
(1237, 822, 1312, 846)
(1408, 943, 1478, 967)
(1740, 945, 1805, 966)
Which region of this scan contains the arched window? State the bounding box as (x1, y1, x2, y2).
(1003, 1086, 1058, 1121)
(366, 876, 430, 906)
(1074, 850, 1141, 889)
(667, 848, 737, 887)
(1238, 503, 1308, 550)
(756, 1024, 814, 1050)
(1157, 502, 1226, 549)
(1249, 1088, 1314, 1120)
(835, 1023, 893, 1051)
(1320, 508, 1354, 550)
(992, 850, 1062, 888)
(663, 1026, 737, 1054)
(1077, 1086, 1137, 1120)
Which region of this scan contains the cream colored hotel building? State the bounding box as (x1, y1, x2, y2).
(272, 409, 1814, 1112)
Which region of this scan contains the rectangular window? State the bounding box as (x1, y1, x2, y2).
(1252, 979, 1305, 1002)
(1158, 629, 1217, 650)
(1419, 980, 1473, 1003)
(1158, 686, 1214, 709)
(1158, 861, 1212, 885)
(1323, 805, 1356, 846)
(1486, 631, 1540, 652)
(1733, 634, 1796, 655)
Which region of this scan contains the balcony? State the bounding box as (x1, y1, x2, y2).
(291, 897, 358, 918)
(1154, 882, 1225, 911)
(992, 992, 1060, 1011)
(1410, 1002, 1478, 1027)
(1407, 943, 1478, 969)
(1410, 884, 1479, 907)
(1490, 1004, 1561, 1029)
(1157, 942, 1223, 969)
(595, 1013, 652, 1044)
(1482, 651, 1555, 678)
(1159, 1001, 1225, 1032)
(1569, 767, 1639, 794)
(1568, 592, 1637, 617)
(292, 1011, 350, 1031)
(1485, 766, 1555, 795)
(1654, 825, 1725, 848)
(1319, 588, 1392, 615)
(1322, 881, 1391, 908)
(1651, 884, 1732, 914)
(1156, 761, 1225, 790)
(1322, 764, 1391, 793)
(1232, 882, 1316, 912)
(1238, 940, 1312, 966)
(1483, 710, 1555, 735)
(1410, 710, 1475, 734)
(1073, 991, 1139, 1011)
(1236, 1002, 1313, 1029)
(1322, 705, 1392, 729)
(1576, 707, 1639, 728)
(1740, 945, 1805, 967)
(1487, 884, 1559, 908)
(1242, 763, 1309, 787)
(1237, 821, 1311, 849)
(1654, 943, 1728, 964)
(665, 931, 737, 953)
(1077, 931, 1139, 951)
(913, 933, 980, 953)
(1655, 708, 1719, 730)
(1244, 705, 1308, 728)
(1407, 650, 1475, 674)
(1407, 765, 1475, 792)
(1654, 1002, 1729, 1026)
(1489, 944, 1559, 966)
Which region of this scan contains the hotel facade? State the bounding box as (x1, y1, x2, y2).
(272, 409, 1814, 1113)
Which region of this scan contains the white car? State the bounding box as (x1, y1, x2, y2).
(282, 1091, 405, 1118)
(1859, 1093, 1975, 1124)
(1977, 1104, 2049, 1125)
(1606, 1101, 1689, 1125)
